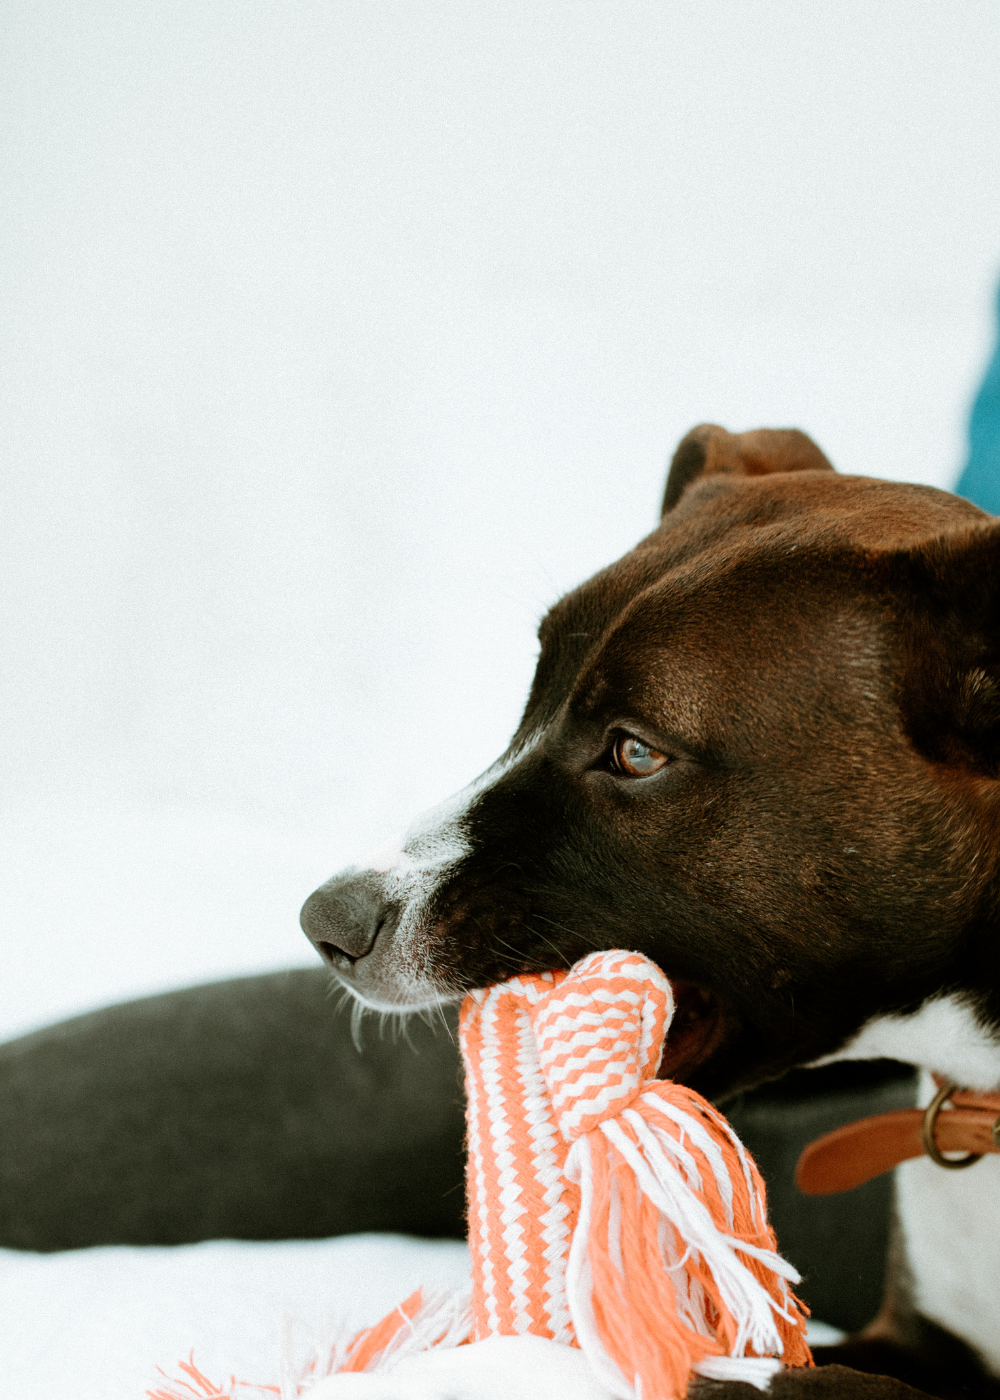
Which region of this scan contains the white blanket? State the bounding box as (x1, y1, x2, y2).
(2, 1233, 842, 1399)
(2, 1234, 470, 1399)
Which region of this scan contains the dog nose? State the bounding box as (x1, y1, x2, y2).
(299, 879, 388, 969)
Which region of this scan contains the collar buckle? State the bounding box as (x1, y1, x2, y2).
(922, 1079, 984, 1170)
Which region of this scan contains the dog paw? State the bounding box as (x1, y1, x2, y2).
(691, 1362, 939, 1399)
(305, 1335, 615, 1400)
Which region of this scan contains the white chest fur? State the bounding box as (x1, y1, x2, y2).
(895, 1072, 1000, 1376)
(823, 993, 1000, 1091)
(825, 1001, 1000, 1375)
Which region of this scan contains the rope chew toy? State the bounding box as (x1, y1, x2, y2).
(458, 949, 810, 1395)
(152, 950, 810, 1399)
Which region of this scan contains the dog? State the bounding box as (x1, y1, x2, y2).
(301, 424, 1000, 1400)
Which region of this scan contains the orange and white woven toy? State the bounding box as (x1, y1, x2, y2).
(458, 949, 810, 1395)
(152, 950, 810, 1400)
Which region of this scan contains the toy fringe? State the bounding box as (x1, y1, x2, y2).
(147, 1288, 474, 1400)
(566, 1088, 809, 1395)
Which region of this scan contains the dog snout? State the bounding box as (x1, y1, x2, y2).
(300, 878, 389, 971)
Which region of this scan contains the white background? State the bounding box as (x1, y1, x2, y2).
(3, 1, 1000, 1041)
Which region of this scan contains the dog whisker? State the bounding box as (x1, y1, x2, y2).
(521, 923, 574, 970)
(396, 1010, 418, 1051)
(528, 911, 606, 951)
(433, 1001, 457, 1044)
(350, 998, 366, 1052)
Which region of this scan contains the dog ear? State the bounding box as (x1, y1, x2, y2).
(661, 424, 836, 515)
(896, 520, 1000, 777)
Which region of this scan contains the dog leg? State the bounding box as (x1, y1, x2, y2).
(0, 969, 466, 1249)
(808, 1182, 1000, 1400)
(692, 1366, 935, 1399)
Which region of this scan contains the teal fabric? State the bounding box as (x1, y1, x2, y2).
(955, 281, 1000, 514)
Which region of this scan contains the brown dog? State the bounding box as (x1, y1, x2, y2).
(302, 426, 1000, 1398)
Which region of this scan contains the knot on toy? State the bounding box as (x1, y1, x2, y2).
(528, 949, 673, 1141)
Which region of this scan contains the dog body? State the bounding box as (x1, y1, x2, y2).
(302, 426, 1000, 1397)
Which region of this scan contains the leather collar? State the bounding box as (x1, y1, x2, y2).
(795, 1076, 1000, 1196)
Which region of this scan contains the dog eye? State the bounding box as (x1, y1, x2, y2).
(611, 736, 670, 778)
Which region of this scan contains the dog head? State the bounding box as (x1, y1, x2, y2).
(301, 425, 1000, 1096)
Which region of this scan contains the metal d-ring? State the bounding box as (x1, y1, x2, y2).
(921, 1079, 983, 1170)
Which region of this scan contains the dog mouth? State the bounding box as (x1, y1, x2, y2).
(324, 919, 729, 1078)
(656, 979, 727, 1083)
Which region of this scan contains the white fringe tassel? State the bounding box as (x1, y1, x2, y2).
(563, 1089, 805, 1400)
